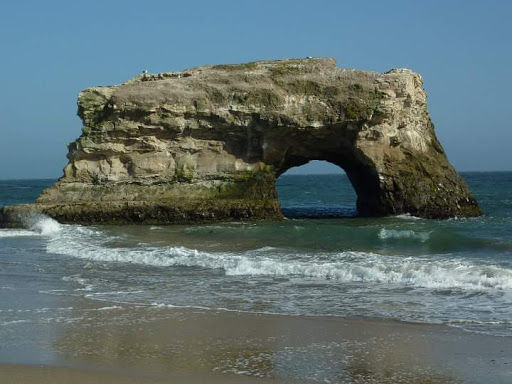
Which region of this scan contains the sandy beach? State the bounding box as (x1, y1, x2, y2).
(1, 298, 510, 383)
(0, 364, 283, 384)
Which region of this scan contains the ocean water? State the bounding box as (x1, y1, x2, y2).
(0, 173, 511, 337)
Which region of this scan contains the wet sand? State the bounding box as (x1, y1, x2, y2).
(0, 364, 288, 384)
(1, 300, 511, 383)
(0, 364, 285, 384)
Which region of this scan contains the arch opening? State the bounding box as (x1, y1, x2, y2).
(276, 161, 358, 218)
(263, 124, 387, 217)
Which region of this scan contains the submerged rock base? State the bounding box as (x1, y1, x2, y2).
(0, 58, 480, 226)
(0, 200, 281, 227)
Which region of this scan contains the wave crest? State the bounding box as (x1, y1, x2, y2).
(45, 225, 512, 292)
(378, 228, 430, 242)
(0, 214, 61, 237)
(28, 216, 61, 236)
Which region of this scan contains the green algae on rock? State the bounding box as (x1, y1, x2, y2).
(0, 58, 480, 225)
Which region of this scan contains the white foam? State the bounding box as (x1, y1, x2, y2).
(2, 320, 30, 326)
(62, 275, 94, 291)
(224, 254, 512, 290)
(149, 302, 248, 313)
(28, 216, 61, 236)
(394, 213, 422, 220)
(0, 229, 39, 237)
(0, 214, 62, 237)
(85, 290, 144, 297)
(378, 228, 430, 242)
(447, 319, 512, 325)
(93, 305, 123, 311)
(151, 302, 179, 308)
(62, 275, 89, 285)
(45, 224, 512, 293)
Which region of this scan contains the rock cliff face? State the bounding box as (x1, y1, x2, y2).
(0, 58, 481, 225)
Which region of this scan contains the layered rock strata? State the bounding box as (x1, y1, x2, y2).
(0, 58, 481, 226)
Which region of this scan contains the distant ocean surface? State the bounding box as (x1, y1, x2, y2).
(1, 172, 511, 336)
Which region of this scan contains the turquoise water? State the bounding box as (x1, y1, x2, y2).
(0, 173, 511, 336)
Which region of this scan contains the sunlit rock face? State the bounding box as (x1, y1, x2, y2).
(0, 58, 480, 225)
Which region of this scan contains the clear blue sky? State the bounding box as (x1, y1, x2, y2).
(0, 0, 510, 179)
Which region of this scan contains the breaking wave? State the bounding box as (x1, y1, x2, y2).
(45, 225, 512, 292)
(0, 214, 61, 237)
(28, 216, 61, 236)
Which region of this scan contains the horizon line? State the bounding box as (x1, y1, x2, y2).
(1, 170, 511, 181)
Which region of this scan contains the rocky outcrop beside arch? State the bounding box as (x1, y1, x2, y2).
(0, 58, 481, 225)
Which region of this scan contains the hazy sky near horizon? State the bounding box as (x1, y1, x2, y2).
(0, 0, 510, 179)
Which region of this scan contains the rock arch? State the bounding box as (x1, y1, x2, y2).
(0, 58, 481, 226)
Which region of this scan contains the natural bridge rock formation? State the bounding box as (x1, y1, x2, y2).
(1, 58, 481, 226)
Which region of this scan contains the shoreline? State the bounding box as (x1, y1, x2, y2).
(1, 299, 510, 383)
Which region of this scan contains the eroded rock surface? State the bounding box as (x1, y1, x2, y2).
(0, 58, 481, 225)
